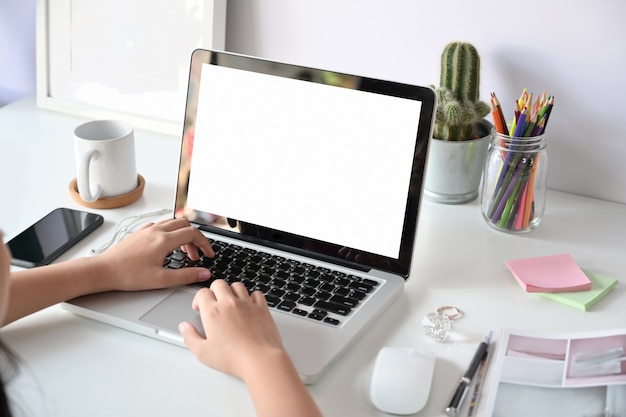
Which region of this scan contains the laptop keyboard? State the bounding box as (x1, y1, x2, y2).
(163, 238, 379, 326)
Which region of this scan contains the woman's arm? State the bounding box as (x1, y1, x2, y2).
(180, 280, 323, 417)
(2, 218, 214, 326)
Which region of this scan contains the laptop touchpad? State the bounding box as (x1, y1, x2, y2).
(140, 288, 205, 336)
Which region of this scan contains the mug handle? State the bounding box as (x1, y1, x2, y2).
(77, 149, 102, 202)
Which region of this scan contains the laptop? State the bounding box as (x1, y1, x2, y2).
(63, 49, 436, 384)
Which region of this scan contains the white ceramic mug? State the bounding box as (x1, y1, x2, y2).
(74, 120, 138, 202)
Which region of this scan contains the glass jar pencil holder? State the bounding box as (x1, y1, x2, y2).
(480, 129, 548, 233)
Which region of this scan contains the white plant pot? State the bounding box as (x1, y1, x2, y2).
(423, 120, 491, 204)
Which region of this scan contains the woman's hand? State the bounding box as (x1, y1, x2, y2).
(179, 280, 323, 417)
(98, 218, 215, 291)
(2, 218, 215, 326)
(179, 280, 284, 378)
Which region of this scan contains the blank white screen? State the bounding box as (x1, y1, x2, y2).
(186, 64, 421, 258)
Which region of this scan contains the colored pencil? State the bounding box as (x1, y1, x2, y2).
(512, 107, 527, 138)
(515, 183, 528, 230)
(522, 155, 539, 229)
(542, 96, 555, 129)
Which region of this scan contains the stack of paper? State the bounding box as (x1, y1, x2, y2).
(505, 254, 618, 311)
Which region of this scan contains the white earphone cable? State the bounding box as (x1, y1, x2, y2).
(89, 208, 170, 256)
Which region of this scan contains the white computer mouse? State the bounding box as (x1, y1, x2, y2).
(370, 347, 436, 415)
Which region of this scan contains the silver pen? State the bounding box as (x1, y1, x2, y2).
(445, 335, 490, 416)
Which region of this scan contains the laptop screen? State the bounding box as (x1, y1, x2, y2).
(175, 49, 435, 277)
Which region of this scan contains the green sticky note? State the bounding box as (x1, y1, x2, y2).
(537, 270, 618, 311)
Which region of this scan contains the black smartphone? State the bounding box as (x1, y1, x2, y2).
(7, 207, 104, 268)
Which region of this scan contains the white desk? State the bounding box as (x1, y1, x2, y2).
(1, 98, 625, 417)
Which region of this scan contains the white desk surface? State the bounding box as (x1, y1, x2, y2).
(1, 98, 625, 417)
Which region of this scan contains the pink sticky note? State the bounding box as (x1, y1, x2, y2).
(505, 253, 592, 293)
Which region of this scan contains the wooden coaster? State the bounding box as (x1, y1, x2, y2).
(69, 174, 145, 209)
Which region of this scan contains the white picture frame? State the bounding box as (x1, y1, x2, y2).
(35, 0, 226, 136)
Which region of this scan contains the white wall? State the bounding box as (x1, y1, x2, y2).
(225, 0, 626, 204)
(2, 0, 625, 203)
(0, 0, 36, 106)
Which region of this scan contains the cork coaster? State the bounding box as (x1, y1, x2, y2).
(69, 174, 145, 209)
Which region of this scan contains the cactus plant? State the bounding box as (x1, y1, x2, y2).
(433, 42, 490, 141)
